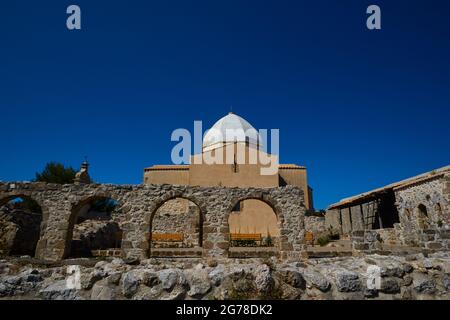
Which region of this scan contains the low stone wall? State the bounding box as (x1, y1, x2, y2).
(419, 229, 450, 251)
(1, 253, 448, 300)
(0, 182, 306, 261)
(351, 230, 382, 253)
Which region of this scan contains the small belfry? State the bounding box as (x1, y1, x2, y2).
(74, 158, 92, 184)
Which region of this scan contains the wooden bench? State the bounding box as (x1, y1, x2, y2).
(151, 233, 184, 242)
(229, 233, 262, 246)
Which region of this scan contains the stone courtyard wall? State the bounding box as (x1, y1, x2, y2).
(0, 182, 306, 261)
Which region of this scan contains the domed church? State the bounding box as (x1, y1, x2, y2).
(144, 112, 313, 239)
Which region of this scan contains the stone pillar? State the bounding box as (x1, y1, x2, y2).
(341, 208, 352, 235)
(202, 202, 229, 259)
(350, 205, 364, 231)
(37, 207, 72, 261)
(121, 220, 148, 260)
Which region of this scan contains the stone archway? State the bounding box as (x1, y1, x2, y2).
(0, 182, 306, 261)
(0, 195, 45, 257)
(225, 194, 285, 257)
(228, 198, 280, 245)
(417, 204, 429, 229)
(65, 194, 123, 258)
(147, 195, 205, 258)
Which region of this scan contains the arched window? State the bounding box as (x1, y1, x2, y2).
(417, 204, 429, 229)
(0, 196, 43, 257)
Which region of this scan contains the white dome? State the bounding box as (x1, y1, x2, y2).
(203, 112, 261, 150)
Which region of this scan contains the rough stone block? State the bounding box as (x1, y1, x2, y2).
(352, 230, 365, 237)
(426, 242, 443, 250)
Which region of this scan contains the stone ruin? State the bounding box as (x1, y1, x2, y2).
(0, 182, 306, 262)
(325, 168, 450, 254)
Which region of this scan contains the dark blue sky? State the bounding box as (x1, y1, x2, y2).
(1, 1, 449, 209)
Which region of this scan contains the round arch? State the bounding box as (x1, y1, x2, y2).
(0, 194, 46, 257)
(417, 203, 429, 229)
(64, 193, 122, 258)
(226, 195, 283, 250)
(147, 195, 205, 256)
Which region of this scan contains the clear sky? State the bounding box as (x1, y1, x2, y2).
(1, 0, 449, 209)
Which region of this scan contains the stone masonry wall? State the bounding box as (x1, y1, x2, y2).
(395, 176, 448, 247)
(0, 182, 306, 261)
(304, 216, 326, 236)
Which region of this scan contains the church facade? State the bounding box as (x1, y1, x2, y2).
(143, 112, 313, 239)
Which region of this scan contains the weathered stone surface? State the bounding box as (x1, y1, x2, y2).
(442, 274, 450, 291)
(380, 278, 401, 294)
(254, 264, 274, 293)
(304, 216, 326, 236)
(186, 268, 211, 298)
(334, 270, 361, 292)
(80, 270, 103, 290)
(91, 279, 116, 300)
(0, 253, 449, 300)
(412, 273, 436, 294)
(278, 268, 305, 289)
(158, 268, 186, 291)
(302, 269, 331, 292)
(39, 280, 82, 300)
(208, 265, 225, 286)
(122, 271, 140, 298)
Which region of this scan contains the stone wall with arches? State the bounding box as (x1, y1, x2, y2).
(0, 182, 306, 261)
(395, 174, 449, 248)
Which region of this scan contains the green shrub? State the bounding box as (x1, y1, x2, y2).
(263, 234, 274, 247)
(317, 234, 330, 246)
